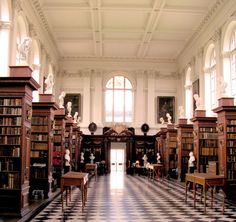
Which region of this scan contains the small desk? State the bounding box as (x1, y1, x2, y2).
(61, 172, 89, 211)
(185, 173, 225, 213)
(85, 163, 97, 180)
(148, 164, 163, 181)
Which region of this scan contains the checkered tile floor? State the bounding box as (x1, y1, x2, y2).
(31, 172, 236, 222)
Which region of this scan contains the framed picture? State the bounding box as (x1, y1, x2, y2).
(192, 79, 199, 111)
(64, 93, 81, 117)
(157, 96, 175, 123)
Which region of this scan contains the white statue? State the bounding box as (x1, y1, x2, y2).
(142, 154, 148, 167)
(178, 106, 185, 118)
(73, 112, 78, 123)
(166, 113, 172, 124)
(90, 153, 95, 164)
(64, 149, 71, 173)
(67, 101, 72, 117)
(16, 37, 32, 65)
(80, 152, 84, 163)
(59, 91, 66, 108)
(193, 94, 201, 110)
(44, 73, 54, 94)
(77, 116, 81, 125)
(157, 153, 161, 163)
(188, 151, 195, 173)
(219, 76, 227, 97)
(160, 117, 165, 125)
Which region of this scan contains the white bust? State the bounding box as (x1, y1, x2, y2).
(160, 117, 165, 125)
(67, 101, 72, 117)
(73, 112, 78, 123)
(157, 153, 161, 163)
(44, 73, 54, 94)
(178, 106, 185, 118)
(59, 91, 66, 108)
(80, 152, 84, 163)
(90, 153, 95, 164)
(188, 151, 195, 167)
(142, 154, 148, 167)
(64, 149, 70, 166)
(193, 94, 201, 110)
(166, 113, 172, 124)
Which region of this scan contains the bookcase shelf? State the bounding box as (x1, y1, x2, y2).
(165, 125, 178, 179)
(71, 123, 81, 171)
(213, 97, 236, 200)
(52, 108, 66, 188)
(30, 100, 58, 199)
(191, 113, 218, 173)
(176, 119, 194, 181)
(0, 66, 39, 216)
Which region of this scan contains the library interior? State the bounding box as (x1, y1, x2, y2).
(1, 0, 236, 221)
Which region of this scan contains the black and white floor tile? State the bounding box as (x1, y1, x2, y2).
(31, 172, 236, 222)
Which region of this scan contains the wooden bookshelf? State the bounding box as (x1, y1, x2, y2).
(213, 97, 236, 199)
(0, 66, 39, 216)
(64, 117, 73, 172)
(191, 110, 218, 173)
(52, 108, 66, 189)
(71, 123, 81, 171)
(165, 124, 178, 178)
(156, 127, 167, 175)
(176, 118, 194, 181)
(30, 96, 58, 199)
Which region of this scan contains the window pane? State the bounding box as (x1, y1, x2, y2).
(106, 78, 113, 89)
(114, 90, 124, 122)
(114, 76, 124, 89)
(125, 91, 132, 122)
(105, 90, 113, 122)
(125, 78, 132, 89)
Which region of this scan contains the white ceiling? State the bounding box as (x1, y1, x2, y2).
(35, 0, 218, 61)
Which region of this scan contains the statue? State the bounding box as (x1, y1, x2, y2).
(193, 94, 201, 110)
(64, 149, 71, 173)
(188, 151, 195, 173)
(90, 153, 95, 164)
(160, 117, 165, 125)
(44, 73, 54, 94)
(157, 153, 161, 163)
(219, 76, 227, 97)
(142, 154, 148, 167)
(67, 101, 72, 117)
(166, 113, 172, 124)
(59, 91, 66, 108)
(16, 37, 32, 65)
(80, 152, 84, 163)
(73, 112, 78, 123)
(178, 106, 185, 118)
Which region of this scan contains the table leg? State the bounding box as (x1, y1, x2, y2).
(193, 182, 196, 208)
(185, 181, 188, 202)
(211, 187, 213, 209)
(61, 187, 64, 212)
(204, 185, 206, 213)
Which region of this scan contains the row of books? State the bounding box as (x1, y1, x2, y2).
(0, 147, 20, 157)
(0, 117, 21, 126)
(227, 147, 236, 155)
(0, 136, 20, 145)
(32, 116, 48, 125)
(200, 147, 218, 156)
(199, 133, 218, 139)
(199, 127, 217, 133)
(0, 107, 22, 115)
(0, 127, 21, 135)
(0, 98, 22, 106)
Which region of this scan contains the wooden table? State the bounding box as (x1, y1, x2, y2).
(61, 172, 89, 211)
(148, 164, 163, 181)
(85, 163, 97, 180)
(185, 173, 225, 213)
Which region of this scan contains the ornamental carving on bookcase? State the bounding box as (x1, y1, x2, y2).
(193, 130, 198, 137)
(26, 104, 32, 121)
(217, 123, 224, 134)
(26, 127, 31, 139)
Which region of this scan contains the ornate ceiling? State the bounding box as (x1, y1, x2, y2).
(33, 0, 221, 62)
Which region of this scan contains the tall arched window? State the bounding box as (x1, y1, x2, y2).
(105, 76, 133, 123)
(205, 45, 217, 116)
(230, 28, 236, 97)
(185, 67, 192, 120)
